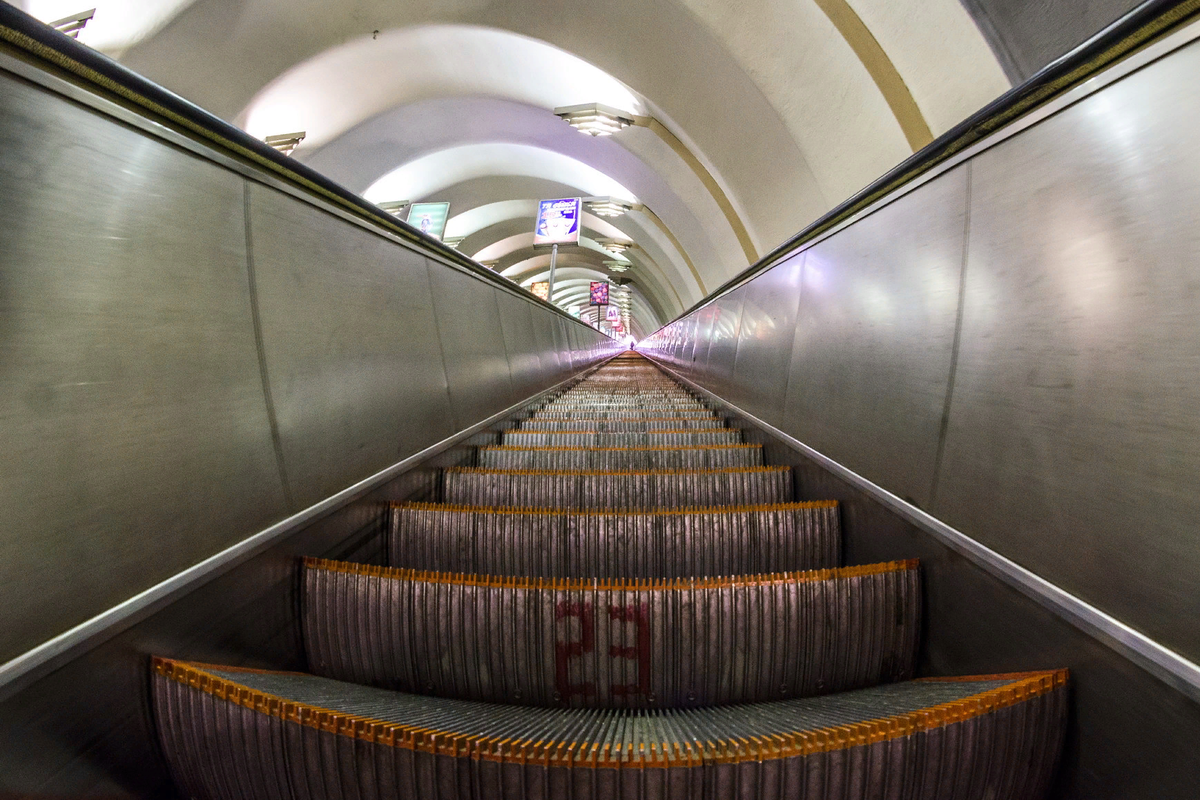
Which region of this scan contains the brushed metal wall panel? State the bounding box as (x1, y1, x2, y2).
(780, 167, 968, 508)
(933, 41, 1200, 661)
(429, 265, 517, 427)
(246, 184, 454, 509)
(701, 290, 745, 399)
(530, 308, 563, 381)
(552, 315, 575, 375)
(0, 74, 287, 662)
(496, 291, 543, 401)
(726, 254, 805, 426)
(688, 305, 718, 378)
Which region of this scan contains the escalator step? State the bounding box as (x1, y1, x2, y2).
(301, 558, 920, 706)
(443, 466, 793, 509)
(478, 444, 763, 471)
(389, 502, 841, 578)
(518, 418, 727, 431)
(501, 430, 742, 447)
(531, 409, 717, 420)
(152, 658, 1067, 800)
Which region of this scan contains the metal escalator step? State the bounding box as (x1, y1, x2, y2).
(501, 430, 741, 447)
(301, 559, 920, 707)
(478, 444, 763, 471)
(443, 466, 793, 509)
(518, 418, 726, 431)
(152, 658, 1068, 800)
(390, 501, 840, 578)
(531, 409, 717, 420)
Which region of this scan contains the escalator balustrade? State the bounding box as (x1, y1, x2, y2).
(151, 352, 1067, 799)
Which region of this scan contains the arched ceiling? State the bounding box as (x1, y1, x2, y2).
(21, 0, 1136, 334)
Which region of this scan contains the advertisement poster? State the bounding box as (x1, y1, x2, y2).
(534, 198, 582, 246)
(406, 202, 451, 240)
(605, 305, 621, 322)
(589, 281, 610, 306)
(530, 281, 550, 301)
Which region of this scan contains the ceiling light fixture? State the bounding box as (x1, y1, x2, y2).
(597, 238, 633, 255)
(442, 236, 465, 249)
(377, 200, 411, 217)
(49, 8, 94, 38)
(264, 132, 306, 156)
(583, 197, 642, 218)
(604, 260, 630, 273)
(553, 103, 637, 137)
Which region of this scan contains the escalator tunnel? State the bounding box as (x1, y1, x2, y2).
(2, 2, 1200, 798)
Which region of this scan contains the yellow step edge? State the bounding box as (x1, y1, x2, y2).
(151, 657, 1068, 769)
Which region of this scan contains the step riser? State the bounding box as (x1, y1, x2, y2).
(390, 505, 841, 579)
(478, 447, 763, 471)
(502, 431, 742, 447)
(303, 564, 920, 707)
(443, 470, 793, 509)
(518, 419, 726, 431)
(531, 410, 717, 420)
(153, 666, 1068, 800)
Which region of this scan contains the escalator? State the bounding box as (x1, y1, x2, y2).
(150, 353, 1068, 799)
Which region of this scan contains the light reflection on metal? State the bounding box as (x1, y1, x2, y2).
(49, 8, 94, 38)
(264, 131, 306, 156)
(554, 103, 636, 136)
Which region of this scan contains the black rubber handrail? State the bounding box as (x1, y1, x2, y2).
(0, 4, 598, 332)
(662, 0, 1200, 328)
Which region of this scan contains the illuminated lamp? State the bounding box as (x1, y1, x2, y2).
(442, 236, 466, 249)
(597, 238, 632, 255)
(49, 8, 94, 38)
(264, 132, 306, 156)
(604, 260, 630, 273)
(377, 201, 410, 217)
(553, 104, 636, 137)
(584, 197, 639, 218)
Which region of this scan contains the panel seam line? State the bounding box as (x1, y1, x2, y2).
(244, 179, 295, 511)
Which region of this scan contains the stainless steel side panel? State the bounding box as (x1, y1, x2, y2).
(496, 292, 543, 401)
(702, 290, 745, 399)
(0, 73, 287, 662)
(726, 254, 805, 426)
(933, 38, 1200, 661)
(531, 308, 564, 380)
(780, 166, 968, 508)
(428, 264, 517, 428)
(246, 183, 455, 509)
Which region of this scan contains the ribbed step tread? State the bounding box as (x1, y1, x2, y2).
(302, 559, 920, 707)
(532, 409, 717, 420)
(153, 659, 1067, 800)
(479, 444, 763, 471)
(502, 430, 742, 448)
(390, 502, 840, 578)
(443, 466, 793, 509)
(518, 418, 726, 431)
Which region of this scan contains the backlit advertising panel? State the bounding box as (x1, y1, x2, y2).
(534, 198, 582, 246)
(605, 305, 621, 322)
(530, 281, 550, 301)
(406, 202, 450, 240)
(589, 281, 609, 306)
